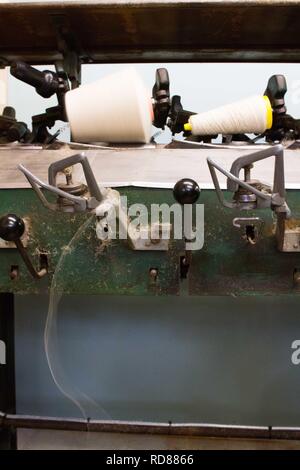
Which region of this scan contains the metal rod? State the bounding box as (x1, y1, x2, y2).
(208, 157, 271, 201)
(1, 412, 300, 440)
(15, 239, 47, 279)
(18, 164, 87, 212)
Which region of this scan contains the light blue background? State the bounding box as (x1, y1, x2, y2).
(14, 294, 300, 425)
(8, 62, 300, 143)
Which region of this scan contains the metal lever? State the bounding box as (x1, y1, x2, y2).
(152, 68, 170, 129)
(207, 144, 290, 216)
(263, 75, 300, 141)
(11, 61, 61, 99)
(19, 153, 103, 213)
(10, 61, 70, 143)
(264, 75, 287, 115)
(0, 214, 47, 279)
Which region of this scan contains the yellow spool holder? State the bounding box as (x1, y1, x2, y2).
(263, 95, 273, 129)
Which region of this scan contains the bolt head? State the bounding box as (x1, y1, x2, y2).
(149, 268, 158, 279)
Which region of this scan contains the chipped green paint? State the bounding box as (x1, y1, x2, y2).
(1, 187, 300, 296)
(189, 190, 300, 296)
(0, 188, 181, 296)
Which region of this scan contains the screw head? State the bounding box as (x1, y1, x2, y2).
(149, 268, 158, 280)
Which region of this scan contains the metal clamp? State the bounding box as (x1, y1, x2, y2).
(207, 144, 290, 216)
(19, 153, 103, 213)
(19, 153, 173, 251)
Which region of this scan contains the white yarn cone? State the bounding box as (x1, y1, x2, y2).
(65, 68, 153, 143)
(185, 95, 273, 136)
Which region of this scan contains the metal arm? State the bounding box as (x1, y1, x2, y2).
(207, 157, 271, 209)
(48, 153, 103, 203)
(19, 153, 103, 213)
(207, 144, 290, 216)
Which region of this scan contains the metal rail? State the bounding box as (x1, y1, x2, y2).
(1, 412, 300, 441)
(2, 2, 300, 64)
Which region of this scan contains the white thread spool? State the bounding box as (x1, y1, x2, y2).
(65, 68, 153, 143)
(185, 95, 273, 136)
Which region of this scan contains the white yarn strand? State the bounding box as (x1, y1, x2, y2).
(189, 95, 268, 136)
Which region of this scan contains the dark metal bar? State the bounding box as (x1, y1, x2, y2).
(4, 49, 300, 66)
(1, 412, 300, 441)
(0, 294, 17, 450)
(3, 1, 300, 65)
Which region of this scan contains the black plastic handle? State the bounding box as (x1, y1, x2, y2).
(10, 61, 59, 98)
(264, 75, 287, 114)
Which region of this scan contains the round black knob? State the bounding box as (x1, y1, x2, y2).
(173, 178, 200, 205)
(0, 214, 25, 241)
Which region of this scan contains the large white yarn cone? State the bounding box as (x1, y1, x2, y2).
(65, 68, 153, 143)
(185, 95, 273, 136)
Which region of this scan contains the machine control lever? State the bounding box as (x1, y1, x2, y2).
(173, 178, 201, 261)
(173, 177, 201, 242)
(0, 214, 47, 279)
(10, 61, 65, 99)
(173, 178, 201, 205)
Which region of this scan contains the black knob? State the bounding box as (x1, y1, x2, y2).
(0, 214, 25, 241)
(173, 178, 200, 205)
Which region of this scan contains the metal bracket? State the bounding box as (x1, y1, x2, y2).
(19, 153, 173, 251)
(276, 214, 300, 252)
(95, 193, 172, 251)
(127, 222, 172, 251)
(19, 153, 103, 213)
(52, 14, 89, 89)
(207, 144, 290, 216)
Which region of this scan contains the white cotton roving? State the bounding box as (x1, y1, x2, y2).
(65, 68, 153, 143)
(185, 95, 273, 136)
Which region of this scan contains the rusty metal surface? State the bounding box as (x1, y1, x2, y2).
(1, 1, 300, 64)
